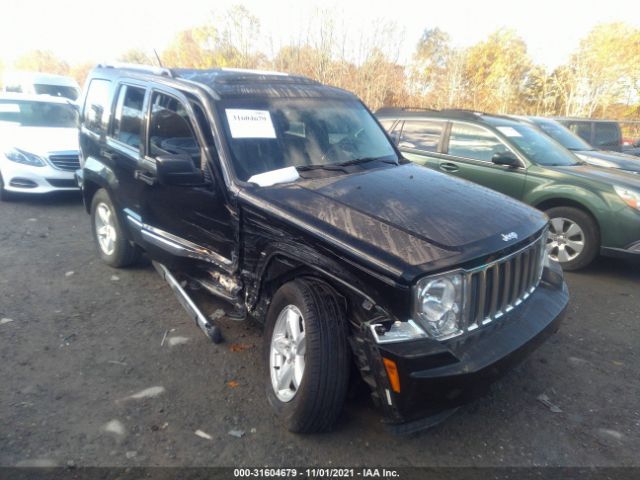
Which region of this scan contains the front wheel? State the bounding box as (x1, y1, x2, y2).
(90, 189, 139, 267)
(264, 279, 350, 433)
(545, 206, 599, 271)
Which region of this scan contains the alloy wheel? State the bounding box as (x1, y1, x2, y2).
(547, 217, 585, 263)
(94, 202, 117, 256)
(269, 305, 306, 402)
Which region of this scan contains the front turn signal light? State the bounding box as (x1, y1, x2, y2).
(382, 357, 401, 393)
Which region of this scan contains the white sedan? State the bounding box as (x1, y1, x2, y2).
(0, 93, 80, 200)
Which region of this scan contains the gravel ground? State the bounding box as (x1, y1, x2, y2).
(0, 193, 638, 467)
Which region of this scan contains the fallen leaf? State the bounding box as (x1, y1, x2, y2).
(229, 343, 252, 352)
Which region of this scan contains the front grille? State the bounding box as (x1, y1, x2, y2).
(464, 232, 546, 332)
(48, 154, 80, 172)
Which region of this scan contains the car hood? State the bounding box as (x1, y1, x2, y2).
(0, 126, 79, 155)
(244, 164, 547, 282)
(575, 150, 640, 173)
(550, 164, 640, 188)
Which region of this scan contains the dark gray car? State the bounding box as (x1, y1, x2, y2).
(516, 116, 640, 175)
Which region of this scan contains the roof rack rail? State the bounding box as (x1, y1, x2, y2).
(96, 63, 174, 78)
(376, 106, 438, 114)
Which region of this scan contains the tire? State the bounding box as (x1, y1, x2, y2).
(264, 279, 350, 433)
(90, 189, 139, 268)
(545, 206, 599, 271)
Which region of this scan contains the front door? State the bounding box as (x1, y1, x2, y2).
(443, 121, 528, 200)
(134, 88, 237, 273)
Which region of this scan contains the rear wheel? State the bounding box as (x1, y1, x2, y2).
(264, 279, 350, 433)
(545, 206, 599, 270)
(90, 189, 139, 267)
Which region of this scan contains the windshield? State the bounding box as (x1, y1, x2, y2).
(217, 98, 398, 181)
(533, 119, 593, 151)
(0, 100, 78, 128)
(34, 84, 79, 101)
(496, 124, 580, 166)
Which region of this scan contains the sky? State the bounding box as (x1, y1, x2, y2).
(1, 0, 638, 71)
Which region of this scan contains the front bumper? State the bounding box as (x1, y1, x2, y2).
(0, 160, 79, 194)
(368, 262, 568, 429)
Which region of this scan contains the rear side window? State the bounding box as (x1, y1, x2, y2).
(567, 122, 592, 143)
(148, 92, 201, 168)
(83, 79, 111, 133)
(593, 123, 620, 149)
(447, 123, 508, 161)
(399, 120, 444, 152)
(112, 85, 145, 149)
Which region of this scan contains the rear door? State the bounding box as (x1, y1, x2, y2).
(103, 81, 149, 233)
(442, 122, 528, 200)
(396, 120, 446, 168)
(135, 87, 237, 272)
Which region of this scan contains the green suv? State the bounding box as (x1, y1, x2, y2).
(377, 108, 640, 270)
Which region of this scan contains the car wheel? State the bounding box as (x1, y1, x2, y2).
(545, 206, 599, 271)
(90, 189, 139, 268)
(264, 279, 350, 433)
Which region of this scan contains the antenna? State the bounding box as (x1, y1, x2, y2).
(153, 49, 164, 68)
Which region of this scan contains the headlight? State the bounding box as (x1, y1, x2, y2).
(614, 185, 640, 211)
(4, 148, 46, 167)
(413, 271, 464, 340)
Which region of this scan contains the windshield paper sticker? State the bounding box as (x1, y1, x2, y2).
(497, 126, 522, 137)
(225, 109, 276, 139)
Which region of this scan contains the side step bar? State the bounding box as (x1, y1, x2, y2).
(152, 261, 223, 344)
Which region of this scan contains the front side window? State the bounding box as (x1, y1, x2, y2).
(0, 100, 78, 128)
(112, 85, 145, 149)
(399, 121, 444, 152)
(447, 123, 509, 161)
(148, 92, 201, 168)
(217, 98, 398, 182)
(83, 79, 111, 132)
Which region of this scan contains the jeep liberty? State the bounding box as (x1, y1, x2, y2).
(77, 66, 568, 433)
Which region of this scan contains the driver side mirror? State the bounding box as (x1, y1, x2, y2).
(155, 154, 205, 186)
(491, 151, 520, 167)
(389, 131, 400, 145)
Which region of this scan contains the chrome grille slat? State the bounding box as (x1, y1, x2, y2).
(489, 265, 499, 320)
(464, 233, 546, 333)
(49, 155, 80, 172)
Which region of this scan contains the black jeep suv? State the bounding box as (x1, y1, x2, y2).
(77, 65, 568, 433)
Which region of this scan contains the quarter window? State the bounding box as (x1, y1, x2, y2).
(399, 121, 444, 152)
(447, 123, 508, 161)
(112, 85, 145, 149)
(148, 92, 201, 168)
(83, 79, 111, 133)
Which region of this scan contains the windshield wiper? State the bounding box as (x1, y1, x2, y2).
(334, 156, 398, 167)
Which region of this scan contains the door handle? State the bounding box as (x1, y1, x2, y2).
(100, 149, 116, 160)
(134, 169, 157, 186)
(439, 162, 459, 173)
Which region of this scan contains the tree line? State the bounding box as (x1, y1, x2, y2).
(3, 5, 639, 123)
